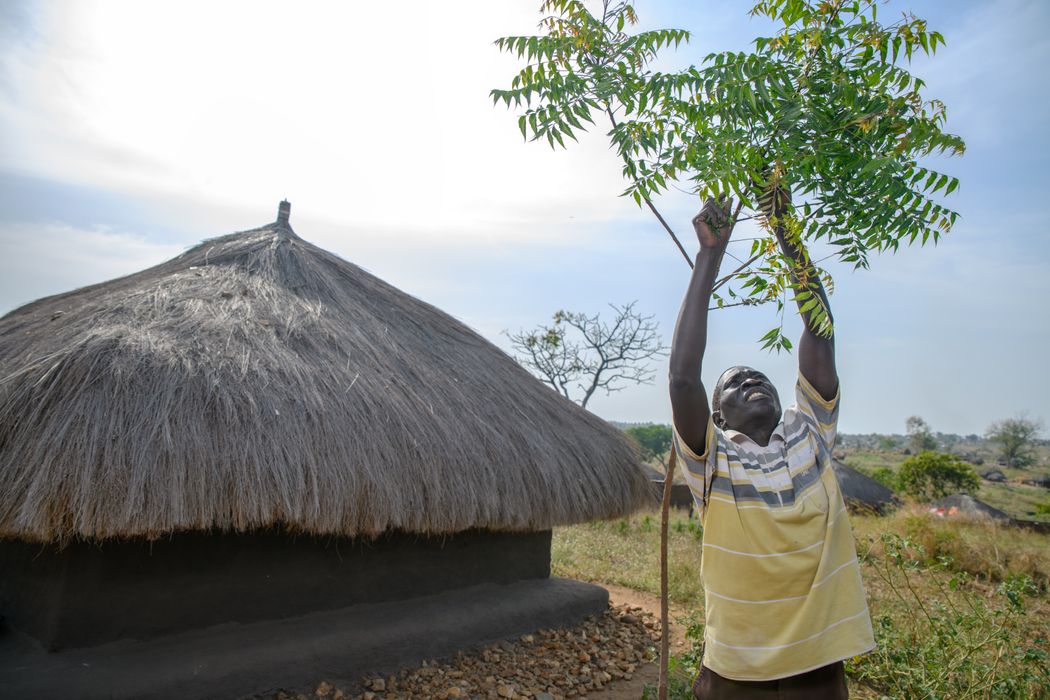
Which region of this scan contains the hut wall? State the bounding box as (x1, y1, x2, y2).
(0, 528, 551, 650)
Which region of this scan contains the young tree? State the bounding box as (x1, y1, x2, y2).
(905, 415, 937, 453)
(492, 0, 963, 350)
(493, 4, 962, 695)
(897, 451, 979, 501)
(625, 423, 673, 468)
(986, 414, 1044, 469)
(506, 301, 665, 409)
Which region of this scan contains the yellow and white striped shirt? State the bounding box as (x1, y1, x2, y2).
(674, 374, 875, 680)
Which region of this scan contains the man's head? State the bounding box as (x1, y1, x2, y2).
(711, 366, 782, 436)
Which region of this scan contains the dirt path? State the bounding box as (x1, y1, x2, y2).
(584, 584, 694, 700)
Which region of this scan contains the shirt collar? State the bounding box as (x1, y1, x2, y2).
(723, 421, 788, 446)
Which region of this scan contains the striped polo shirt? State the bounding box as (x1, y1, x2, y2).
(674, 374, 875, 680)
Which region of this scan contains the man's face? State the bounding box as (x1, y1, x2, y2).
(714, 366, 782, 432)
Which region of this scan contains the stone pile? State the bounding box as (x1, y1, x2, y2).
(259, 604, 660, 700)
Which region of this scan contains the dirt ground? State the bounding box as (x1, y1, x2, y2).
(584, 584, 692, 700)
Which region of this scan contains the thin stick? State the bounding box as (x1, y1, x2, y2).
(658, 447, 678, 700)
(605, 107, 694, 268)
(713, 252, 762, 291)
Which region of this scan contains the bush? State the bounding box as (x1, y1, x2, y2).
(871, 466, 900, 491)
(898, 451, 980, 500)
(851, 533, 1049, 699)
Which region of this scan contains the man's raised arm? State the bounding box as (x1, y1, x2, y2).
(765, 189, 838, 401)
(669, 198, 735, 456)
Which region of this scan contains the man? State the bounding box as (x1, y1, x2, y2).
(669, 194, 875, 699)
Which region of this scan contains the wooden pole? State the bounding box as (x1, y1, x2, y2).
(658, 447, 678, 700)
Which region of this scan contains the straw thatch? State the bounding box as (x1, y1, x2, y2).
(0, 207, 650, 542)
(832, 461, 897, 514)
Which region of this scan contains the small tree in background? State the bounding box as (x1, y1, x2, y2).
(986, 414, 1044, 469)
(506, 301, 665, 409)
(898, 451, 979, 501)
(626, 423, 673, 469)
(905, 415, 937, 453)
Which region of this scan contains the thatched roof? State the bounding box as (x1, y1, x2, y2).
(832, 461, 897, 514)
(928, 494, 1011, 522)
(0, 204, 650, 542)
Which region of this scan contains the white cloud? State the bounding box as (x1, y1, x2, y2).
(0, 221, 183, 313)
(0, 1, 638, 238)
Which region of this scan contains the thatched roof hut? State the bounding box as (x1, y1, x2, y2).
(928, 493, 1012, 522)
(0, 202, 648, 542)
(832, 461, 897, 514)
(0, 202, 649, 698)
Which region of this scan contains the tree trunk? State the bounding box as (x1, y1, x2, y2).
(658, 448, 678, 700)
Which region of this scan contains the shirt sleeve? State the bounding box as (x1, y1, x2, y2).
(672, 415, 717, 519)
(793, 372, 840, 449)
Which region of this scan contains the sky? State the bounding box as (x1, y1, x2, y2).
(1, 0, 1047, 435)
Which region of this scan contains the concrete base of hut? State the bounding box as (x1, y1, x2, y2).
(0, 576, 609, 699)
(0, 528, 552, 650)
(0, 528, 607, 697)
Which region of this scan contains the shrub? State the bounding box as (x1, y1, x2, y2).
(851, 533, 1049, 699)
(871, 466, 900, 491)
(898, 451, 980, 500)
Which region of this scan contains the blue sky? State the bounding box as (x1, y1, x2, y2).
(1, 0, 1047, 435)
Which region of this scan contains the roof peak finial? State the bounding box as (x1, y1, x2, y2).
(277, 200, 291, 226)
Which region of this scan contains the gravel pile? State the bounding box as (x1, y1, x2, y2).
(259, 603, 660, 700)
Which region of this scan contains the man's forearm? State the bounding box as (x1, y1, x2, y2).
(775, 227, 834, 335)
(669, 248, 724, 383)
(774, 223, 838, 398)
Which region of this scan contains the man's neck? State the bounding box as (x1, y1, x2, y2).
(730, 419, 777, 447)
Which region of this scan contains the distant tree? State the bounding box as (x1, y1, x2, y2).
(626, 424, 673, 468)
(986, 414, 1044, 469)
(898, 451, 979, 501)
(906, 416, 938, 453)
(506, 301, 666, 409)
(877, 436, 900, 452)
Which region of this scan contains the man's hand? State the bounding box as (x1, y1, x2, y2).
(692, 197, 735, 251)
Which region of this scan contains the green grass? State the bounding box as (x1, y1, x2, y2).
(840, 450, 906, 474)
(553, 511, 705, 606)
(978, 482, 1050, 522)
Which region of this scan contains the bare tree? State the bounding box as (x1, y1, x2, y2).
(506, 301, 666, 409)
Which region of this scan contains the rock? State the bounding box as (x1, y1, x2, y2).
(254, 603, 661, 700)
